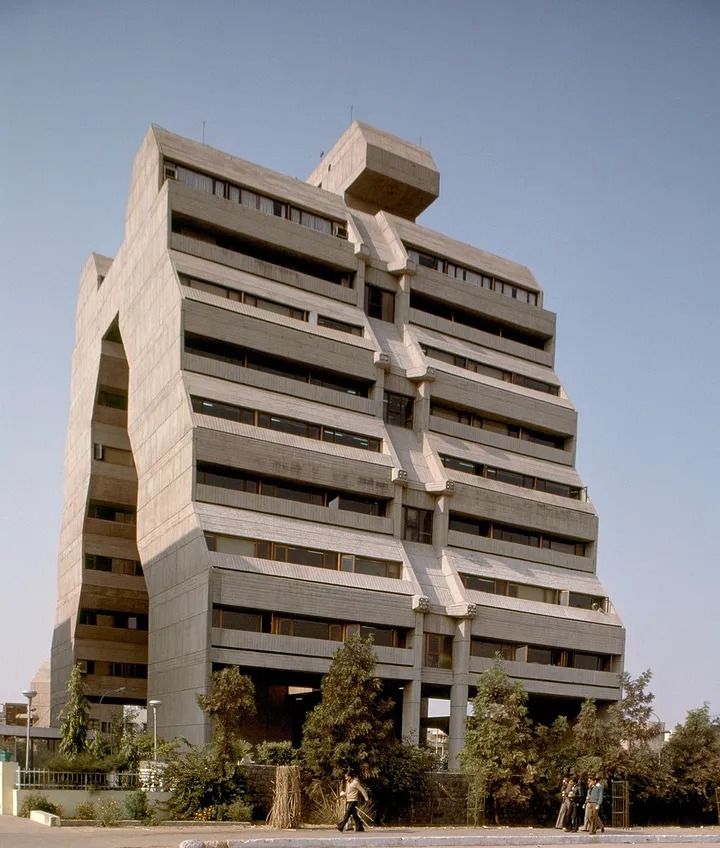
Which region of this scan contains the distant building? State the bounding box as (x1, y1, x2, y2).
(51, 122, 625, 767)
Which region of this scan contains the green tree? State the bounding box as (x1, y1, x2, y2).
(301, 634, 394, 782)
(197, 667, 256, 762)
(532, 715, 576, 821)
(664, 705, 720, 820)
(461, 662, 534, 824)
(605, 671, 670, 804)
(58, 663, 90, 757)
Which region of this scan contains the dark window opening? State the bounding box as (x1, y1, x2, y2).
(383, 391, 414, 428)
(172, 215, 353, 287)
(184, 333, 372, 397)
(431, 402, 567, 450)
(364, 285, 395, 322)
(197, 462, 389, 517)
(410, 291, 548, 350)
(449, 513, 587, 556)
(403, 506, 434, 544)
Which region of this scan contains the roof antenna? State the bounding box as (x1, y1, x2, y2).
(202, 120, 206, 145)
(350, 104, 354, 124)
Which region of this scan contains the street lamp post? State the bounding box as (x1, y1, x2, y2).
(21, 689, 37, 773)
(148, 699, 162, 765)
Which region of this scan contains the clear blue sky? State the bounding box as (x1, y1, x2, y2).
(1, 0, 718, 728)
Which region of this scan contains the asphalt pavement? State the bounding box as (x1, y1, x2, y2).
(1, 818, 719, 848)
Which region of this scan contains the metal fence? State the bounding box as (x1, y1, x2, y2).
(17, 769, 139, 790)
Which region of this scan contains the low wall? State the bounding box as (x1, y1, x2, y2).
(13, 788, 172, 818)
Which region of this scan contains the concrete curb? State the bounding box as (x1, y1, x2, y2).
(179, 833, 720, 848)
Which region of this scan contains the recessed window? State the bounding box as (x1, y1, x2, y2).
(384, 391, 414, 428)
(184, 334, 372, 398)
(97, 386, 128, 410)
(449, 514, 587, 557)
(317, 315, 363, 336)
(471, 639, 516, 660)
(410, 291, 547, 350)
(403, 506, 433, 544)
(407, 246, 539, 307)
(424, 633, 453, 668)
(197, 463, 388, 517)
(431, 402, 567, 451)
(364, 285, 395, 322)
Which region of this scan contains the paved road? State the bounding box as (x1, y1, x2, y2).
(1, 818, 719, 848)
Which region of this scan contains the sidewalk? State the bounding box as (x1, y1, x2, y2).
(1, 818, 719, 848)
(177, 825, 720, 848)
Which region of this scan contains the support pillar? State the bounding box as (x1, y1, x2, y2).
(448, 617, 472, 770)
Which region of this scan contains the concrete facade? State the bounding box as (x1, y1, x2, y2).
(51, 122, 625, 767)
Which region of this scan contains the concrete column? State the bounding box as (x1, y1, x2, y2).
(401, 605, 427, 743)
(448, 618, 471, 770)
(414, 379, 432, 435)
(401, 678, 421, 744)
(395, 273, 411, 326)
(0, 761, 19, 815)
(433, 493, 450, 549)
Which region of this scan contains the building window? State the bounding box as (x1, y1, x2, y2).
(449, 514, 587, 557)
(184, 334, 372, 397)
(93, 444, 134, 467)
(173, 216, 353, 287)
(85, 554, 142, 576)
(79, 609, 148, 630)
(441, 455, 583, 500)
(97, 386, 128, 410)
(87, 501, 136, 525)
(169, 161, 347, 239)
(430, 402, 567, 451)
(197, 462, 388, 517)
(317, 315, 364, 336)
(194, 396, 381, 452)
(183, 276, 308, 321)
(403, 506, 434, 544)
(410, 291, 548, 350)
(424, 633, 453, 669)
(211, 604, 404, 647)
(461, 573, 559, 605)
(568, 592, 607, 612)
(407, 246, 539, 307)
(471, 639, 517, 660)
(383, 391, 414, 428)
(421, 344, 559, 395)
(206, 533, 402, 578)
(364, 285, 395, 322)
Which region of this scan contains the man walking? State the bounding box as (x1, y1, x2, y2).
(587, 775, 604, 834)
(337, 772, 369, 832)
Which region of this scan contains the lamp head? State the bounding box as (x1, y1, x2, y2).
(148, 699, 162, 708)
(21, 690, 37, 700)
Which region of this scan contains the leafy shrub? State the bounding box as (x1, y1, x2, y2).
(124, 789, 150, 821)
(96, 798, 123, 827)
(227, 798, 253, 821)
(254, 740, 297, 765)
(164, 745, 250, 820)
(19, 793, 62, 818)
(74, 800, 96, 820)
(367, 742, 436, 823)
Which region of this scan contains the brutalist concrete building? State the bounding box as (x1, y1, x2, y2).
(51, 122, 625, 767)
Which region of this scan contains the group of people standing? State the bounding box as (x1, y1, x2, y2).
(555, 774, 606, 834)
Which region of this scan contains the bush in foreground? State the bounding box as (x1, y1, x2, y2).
(19, 793, 62, 818)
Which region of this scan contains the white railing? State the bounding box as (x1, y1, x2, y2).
(17, 769, 139, 790)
